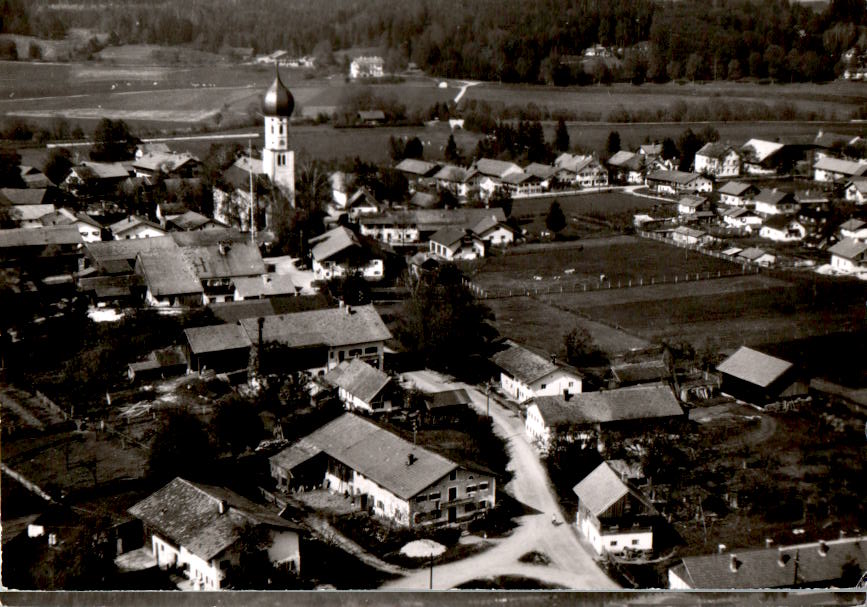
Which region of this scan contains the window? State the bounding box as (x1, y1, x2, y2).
(279, 123, 284, 135)
(448, 487, 457, 500)
(220, 559, 230, 569)
(540, 384, 546, 389)
(364, 346, 378, 354)
(610, 541, 618, 547)
(449, 470, 457, 481)
(348, 348, 362, 357)
(631, 539, 639, 546)
(466, 485, 477, 494)
(568, 381, 574, 387)
(479, 500, 488, 509)
(416, 495, 427, 503)
(479, 482, 488, 490)
(428, 492, 441, 500)
(465, 503, 476, 513)
(376, 500, 384, 510)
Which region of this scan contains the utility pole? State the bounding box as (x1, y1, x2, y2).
(248, 138, 256, 246)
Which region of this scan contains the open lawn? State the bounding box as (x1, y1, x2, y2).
(469, 237, 738, 293)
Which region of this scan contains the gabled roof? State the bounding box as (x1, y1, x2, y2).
(233, 155, 264, 173)
(720, 207, 749, 218)
(233, 274, 297, 298)
(754, 189, 794, 206)
(672, 226, 706, 238)
(555, 154, 601, 174)
(137, 142, 171, 156)
(185, 324, 252, 354)
(182, 242, 266, 279)
(425, 389, 471, 410)
(532, 384, 682, 426)
(646, 170, 704, 185)
(9, 204, 55, 222)
(717, 181, 756, 197)
(128, 477, 299, 562)
(409, 191, 437, 208)
(738, 247, 773, 261)
(814, 131, 858, 149)
(474, 158, 522, 179)
(324, 358, 390, 403)
(360, 208, 506, 231)
(490, 340, 579, 384)
(606, 150, 641, 170)
(269, 413, 460, 500)
(132, 151, 198, 173)
(209, 294, 329, 323)
(239, 304, 391, 349)
(75, 161, 130, 180)
(846, 178, 867, 194)
(470, 213, 511, 237)
(0, 188, 48, 206)
(572, 461, 630, 517)
(136, 249, 203, 297)
(814, 156, 867, 177)
(741, 139, 784, 163)
(524, 163, 557, 179)
(839, 218, 866, 232)
(640, 143, 662, 156)
(828, 237, 867, 260)
(716, 346, 793, 388)
(678, 195, 707, 208)
(39, 208, 77, 226)
(86, 235, 178, 264)
(357, 110, 385, 121)
(395, 158, 439, 177)
(430, 226, 479, 249)
(0, 226, 82, 248)
(672, 536, 867, 589)
(168, 210, 226, 231)
(500, 171, 536, 185)
(696, 141, 738, 159)
(310, 226, 362, 262)
(110, 215, 166, 236)
(610, 360, 668, 384)
(433, 165, 469, 182)
(762, 214, 797, 231)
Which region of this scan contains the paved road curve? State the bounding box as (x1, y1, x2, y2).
(383, 370, 617, 590)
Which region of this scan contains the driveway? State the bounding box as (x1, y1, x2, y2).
(384, 370, 617, 590)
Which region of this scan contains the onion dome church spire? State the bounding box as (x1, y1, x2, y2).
(261, 66, 295, 202)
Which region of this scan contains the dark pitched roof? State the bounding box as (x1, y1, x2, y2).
(606, 150, 642, 170)
(524, 163, 557, 179)
(530, 384, 683, 425)
(395, 158, 440, 177)
(128, 477, 299, 562)
(170, 228, 246, 248)
(182, 242, 266, 279)
(474, 158, 522, 178)
(86, 236, 178, 264)
(168, 210, 225, 231)
(572, 461, 630, 516)
(717, 346, 793, 388)
(611, 360, 669, 384)
(696, 142, 737, 159)
(762, 214, 797, 231)
(233, 274, 297, 298)
(754, 189, 794, 206)
(646, 170, 705, 185)
(673, 536, 867, 589)
(239, 304, 391, 349)
(109, 215, 165, 236)
(185, 324, 252, 354)
(310, 226, 361, 262)
(491, 340, 575, 384)
(0, 226, 82, 248)
(425, 389, 471, 410)
(717, 181, 756, 197)
(136, 249, 203, 297)
(324, 358, 390, 403)
(814, 156, 867, 177)
(0, 188, 48, 206)
(269, 414, 459, 500)
(208, 294, 330, 323)
(828, 237, 867, 260)
(409, 191, 437, 209)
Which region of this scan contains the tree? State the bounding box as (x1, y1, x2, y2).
(684, 53, 702, 82)
(89, 118, 138, 162)
(212, 396, 264, 456)
(444, 133, 461, 164)
(403, 137, 424, 160)
(764, 45, 786, 81)
(545, 200, 566, 234)
(727, 59, 742, 80)
(396, 264, 496, 370)
(43, 147, 73, 185)
(748, 51, 764, 78)
(676, 128, 702, 172)
(605, 131, 621, 157)
(148, 409, 215, 482)
(563, 325, 600, 366)
(0, 148, 25, 188)
(488, 187, 513, 218)
(661, 137, 678, 160)
(554, 118, 570, 152)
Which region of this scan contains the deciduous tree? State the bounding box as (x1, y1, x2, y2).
(545, 200, 566, 234)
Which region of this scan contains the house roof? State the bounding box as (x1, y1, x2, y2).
(76, 161, 130, 180)
(233, 274, 297, 298)
(347, 187, 379, 209)
(239, 304, 391, 349)
(678, 195, 707, 208)
(754, 189, 794, 206)
(741, 139, 784, 163)
(672, 226, 706, 238)
(500, 171, 536, 185)
(132, 152, 198, 173)
(209, 294, 329, 323)
(324, 358, 390, 403)
(474, 158, 522, 178)
(720, 207, 748, 218)
(762, 214, 797, 231)
(717, 346, 793, 388)
(128, 345, 188, 373)
(136, 249, 203, 297)
(606, 150, 636, 168)
(168, 210, 225, 231)
(182, 242, 266, 279)
(185, 324, 252, 354)
(360, 208, 506, 231)
(86, 235, 178, 264)
(717, 181, 755, 196)
(269, 413, 460, 500)
(470, 213, 511, 237)
(310, 226, 362, 262)
(170, 228, 246, 248)
(828, 237, 867, 260)
(358, 110, 386, 121)
(39, 208, 76, 226)
(814, 156, 867, 177)
(433, 165, 469, 182)
(9, 204, 55, 222)
(696, 142, 737, 159)
(572, 461, 630, 517)
(646, 170, 703, 185)
(839, 218, 866, 232)
(425, 389, 471, 410)
(547, 384, 682, 424)
(490, 340, 579, 384)
(672, 536, 867, 589)
(395, 158, 439, 177)
(110, 215, 166, 236)
(0, 226, 82, 248)
(556, 154, 600, 174)
(738, 247, 771, 261)
(430, 226, 478, 249)
(137, 143, 171, 156)
(128, 477, 299, 562)
(640, 143, 662, 155)
(524, 163, 557, 179)
(814, 131, 857, 149)
(846, 178, 867, 194)
(0, 188, 48, 206)
(611, 360, 669, 384)
(409, 191, 437, 208)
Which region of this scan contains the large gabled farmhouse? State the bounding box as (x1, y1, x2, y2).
(490, 340, 583, 403)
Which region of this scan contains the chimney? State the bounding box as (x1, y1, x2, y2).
(406, 453, 417, 466)
(218, 500, 227, 514)
(729, 555, 740, 573)
(777, 548, 789, 568)
(550, 354, 556, 364)
(218, 240, 231, 255)
(818, 540, 829, 557)
(765, 538, 774, 548)
(718, 544, 727, 554)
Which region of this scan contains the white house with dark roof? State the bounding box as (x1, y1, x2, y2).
(309, 226, 383, 281)
(677, 195, 709, 216)
(472, 158, 524, 198)
(759, 215, 806, 242)
(128, 477, 301, 590)
(829, 238, 867, 273)
(646, 170, 711, 196)
(233, 274, 297, 300)
(694, 142, 741, 177)
(433, 164, 473, 198)
(838, 218, 867, 240)
(40, 208, 103, 243)
(717, 181, 759, 207)
(324, 358, 394, 414)
(394, 158, 440, 192)
(490, 340, 582, 404)
(671, 226, 706, 246)
(429, 227, 485, 260)
(813, 156, 867, 183)
(135, 249, 204, 307)
(167, 211, 227, 232)
(845, 178, 867, 205)
(573, 462, 657, 556)
(720, 207, 761, 232)
(717, 346, 806, 406)
(269, 413, 495, 527)
(239, 304, 391, 374)
(183, 241, 266, 304)
(132, 152, 200, 179)
(753, 189, 799, 216)
(741, 139, 785, 175)
(111, 215, 168, 240)
(738, 247, 775, 266)
(607, 151, 645, 185)
(554, 154, 608, 188)
(668, 536, 867, 589)
(184, 324, 253, 374)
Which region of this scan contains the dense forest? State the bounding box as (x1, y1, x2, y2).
(1, 0, 866, 84)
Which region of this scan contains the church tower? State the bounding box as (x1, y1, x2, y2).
(261, 67, 295, 203)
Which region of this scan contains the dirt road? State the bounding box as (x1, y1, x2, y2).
(384, 370, 617, 590)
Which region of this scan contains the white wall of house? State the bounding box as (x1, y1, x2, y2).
(115, 225, 165, 240)
(359, 224, 420, 244)
(152, 534, 223, 590)
(754, 201, 798, 216)
(831, 255, 863, 272)
(326, 341, 384, 371)
(429, 239, 484, 261)
(759, 224, 805, 242)
(719, 193, 750, 207)
(499, 369, 581, 403)
(845, 184, 867, 204)
(266, 529, 300, 573)
(338, 385, 393, 414)
(76, 223, 102, 243)
(312, 258, 383, 281)
(668, 568, 692, 589)
(577, 512, 653, 556)
(480, 226, 514, 246)
(524, 403, 553, 448)
(695, 151, 740, 177)
(672, 232, 700, 245)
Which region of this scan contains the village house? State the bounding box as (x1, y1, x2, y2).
(359, 208, 507, 247)
(394, 158, 440, 192)
(182, 240, 267, 304)
(490, 340, 583, 404)
(429, 227, 485, 261)
(752, 189, 799, 216)
(813, 130, 861, 160)
(717, 346, 807, 407)
(471, 158, 524, 198)
(694, 142, 741, 177)
(607, 360, 669, 389)
(828, 238, 867, 274)
(677, 195, 709, 216)
(19, 165, 54, 189)
(717, 181, 759, 207)
(573, 462, 658, 557)
(523, 163, 558, 190)
(110, 215, 168, 240)
(342, 188, 382, 221)
(720, 207, 762, 233)
(128, 345, 187, 383)
(239, 304, 391, 374)
(469, 212, 516, 247)
(7, 204, 56, 229)
(184, 323, 253, 374)
(759, 215, 807, 242)
(40, 208, 103, 243)
(132, 152, 200, 179)
(844, 178, 867, 204)
(269, 413, 496, 527)
(668, 536, 867, 589)
(0, 187, 54, 208)
(233, 274, 297, 301)
(61, 161, 130, 197)
(838, 218, 867, 240)
(523, 384, 683, 451)
(433, 165, 473, 199)
(350, 56, 385, 79)
(737, 247, 775, 266)
(135, 142, 171, 159)
(606, 151, 645, 185)
(84, 235, 178, 275)
(324, 358, 395, 414)
(554, 154, 608, 188)
(645, 170, 711, 196)
(309, 226, 384, 281)
(671, 226, 706, 246)
(421, 389, 472, 425)
(128, 477, 302, 591)
(813, 156, 867, 183)
(167, 211, 227, 232)
(740, 139, 786, 175)
(135, 248, 204, 308)
(409, 191, 437, 209)
(500, 171, 545, 197)
(0, 226, 83, 275)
